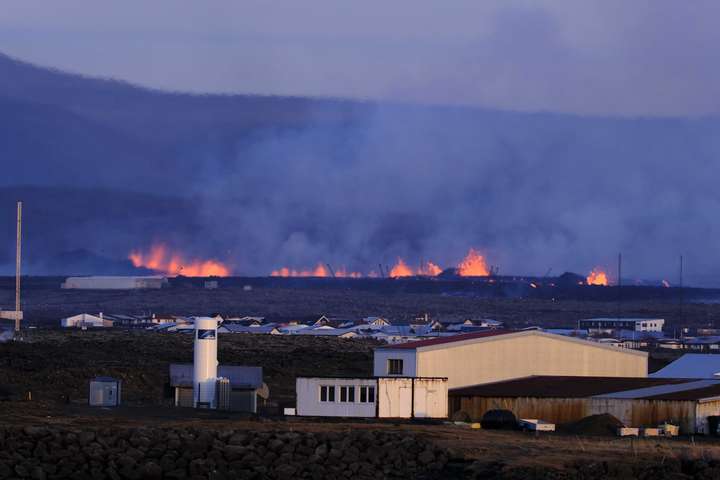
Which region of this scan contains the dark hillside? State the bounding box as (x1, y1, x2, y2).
(0, 51, 364, 144)
(3, 50, 720, 280)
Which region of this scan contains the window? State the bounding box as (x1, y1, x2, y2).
(320, 385, 335, 402)
(197, 329, 216, 339)
(340, 386, 355, 402)
(387, 358, 404, 375)
(360, 386, 375, 403)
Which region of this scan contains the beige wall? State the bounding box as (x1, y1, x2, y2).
(417, 332, 647, 389)
(377, 378, 448, 418)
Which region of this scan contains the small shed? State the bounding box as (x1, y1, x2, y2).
(89, 377, 121, 407)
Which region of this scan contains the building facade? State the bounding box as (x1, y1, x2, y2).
(374, 330, 648, 389)
(295, 376, 447, 419)
(579, 318, 665, 333)
(449, 376, 720, 434)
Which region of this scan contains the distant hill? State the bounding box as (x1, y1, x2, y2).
(0, 51, 368, 193)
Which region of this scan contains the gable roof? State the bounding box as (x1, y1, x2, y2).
(378, 330, 513, 349)
(595, 379, 720, 401)
(650, 353, 720, 379)
(449, 376, 690, 398)
(377, 329, 648, 357)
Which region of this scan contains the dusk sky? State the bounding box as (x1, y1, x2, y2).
(2, 0, 719, 116)
(2, 1, 720, 284)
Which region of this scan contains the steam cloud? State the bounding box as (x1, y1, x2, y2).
(187, 106, 720, 284)
(1, 101, 719, 285)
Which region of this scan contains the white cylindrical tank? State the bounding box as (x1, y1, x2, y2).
(193, 317, 219, 408)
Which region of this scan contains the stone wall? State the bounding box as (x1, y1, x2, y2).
(0, 426, 449, 479)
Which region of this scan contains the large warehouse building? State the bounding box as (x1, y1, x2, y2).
(61, 276, 168, 290)
(449, 376, 720, 434)
(373, 330, 647, 389)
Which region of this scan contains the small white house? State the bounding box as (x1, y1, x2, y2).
(295, 376, 448, 419)
(362, 317, 391, 327)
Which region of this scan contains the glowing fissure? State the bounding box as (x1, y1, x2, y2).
(270, 263, 362, 278)
(457, 248, 490, 276)
(272, 248, 490, 278)
(586, 268, 609, 286)
(129, 244, 231, 277)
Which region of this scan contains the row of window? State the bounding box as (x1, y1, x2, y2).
(319, 385, 376, 403)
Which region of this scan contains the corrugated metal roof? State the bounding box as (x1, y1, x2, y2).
(449, 376, 691, 398)
(378, 329, 648, 357)
(642, 384, 720, 401)
(378, 330, 513, 349)
(651, 353, 720, 379)
(594, 379, 720, 400)
(582, 317, 664, 323)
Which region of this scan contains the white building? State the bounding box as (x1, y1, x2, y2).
(295, 376, 447, 418)
(373, 330, 648, 389)
(579, 318, 665, 333)
(61, 313, 114, 328)
(61, 276, 168, 290)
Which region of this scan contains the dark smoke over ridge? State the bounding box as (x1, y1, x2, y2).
(191, 108, 720, 284)
(1, 52, 720, 285)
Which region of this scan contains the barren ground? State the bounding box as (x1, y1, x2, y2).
(2, 281, 718, 329)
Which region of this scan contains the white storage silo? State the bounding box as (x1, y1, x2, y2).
(193, 317, 219, 408)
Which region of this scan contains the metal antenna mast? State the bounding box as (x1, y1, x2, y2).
(15, 201, 22, 332)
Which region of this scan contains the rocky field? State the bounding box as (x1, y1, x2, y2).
(0, 331, 377, 407)
(3, 422, 720, 479)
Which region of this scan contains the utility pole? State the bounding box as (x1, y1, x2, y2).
(679, 255, 684, 330)
(15, 201, 22, 332)
(616, 252, 622, 320)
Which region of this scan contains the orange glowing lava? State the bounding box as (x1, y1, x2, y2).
(389, 258, 414, 277)
(271, 263, 327, 277)
(269, 249, 493, 278)
(586, 268, 609, 286)
(270, 263, 363, 278)
(457, 248, 490, 276)
(334, 267, 363, 278)
(386, 259, 443, 277)
(129, 244, 231, 277)
(418, 261, 442, 276)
